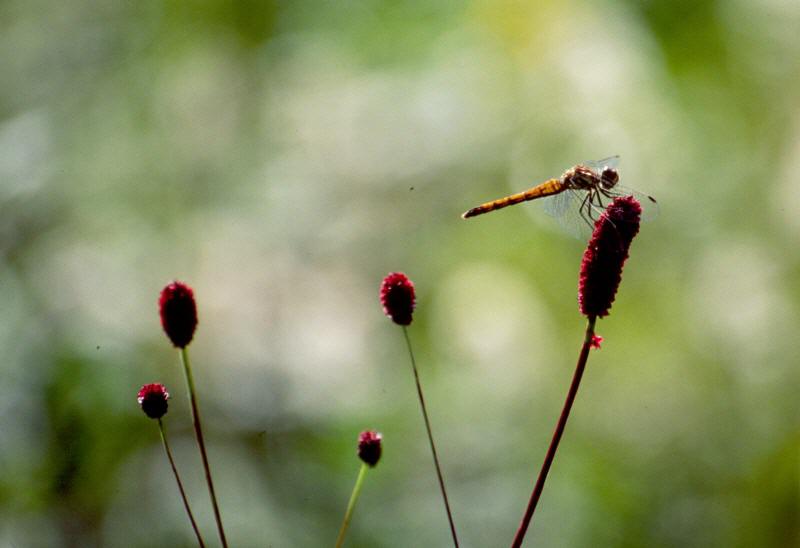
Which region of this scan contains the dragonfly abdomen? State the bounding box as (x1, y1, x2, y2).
(462, 179, 564, 219)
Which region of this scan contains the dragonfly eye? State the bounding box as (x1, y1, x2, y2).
(600, 167, 619, 188)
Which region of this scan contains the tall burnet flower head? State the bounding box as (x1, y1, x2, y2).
(579, 196, 642, 318)
(138, 383, 170, 419)
(379, 272, 416, 325)
(357, 430, 383, 467)
(159, 281, 198, 348)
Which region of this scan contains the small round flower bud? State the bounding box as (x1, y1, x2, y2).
(578, 196, 642, 318)
(137, 383, 170, 419)
(380, 272, 415, 326)
(357, 430, 382, 467)
(159, 281, 198, 348)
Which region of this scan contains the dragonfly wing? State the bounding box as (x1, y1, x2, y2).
(609, 184, 660, 222)
(542, 189, 574, 218)
(542, 189, 594, 239)
(584, 155, 620, 171)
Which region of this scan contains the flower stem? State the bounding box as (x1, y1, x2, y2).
(180, 347, 228, 548)
(402, 326, 460, 548)
(158, 418, 206, 548)
(510, 315, 597, 548)
(334, 462, 369, 548)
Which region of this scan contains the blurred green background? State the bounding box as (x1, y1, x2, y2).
(1, 1, 798, 546)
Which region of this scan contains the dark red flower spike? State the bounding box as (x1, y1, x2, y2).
(159, 281, 198, 348)
(578, 196, 642, 318)
(380, 272, 416, 325)
(513, 196, 644, 548)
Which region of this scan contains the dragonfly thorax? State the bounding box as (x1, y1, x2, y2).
(563, 165, 599, 191)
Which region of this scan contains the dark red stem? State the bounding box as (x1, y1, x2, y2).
(180, 348, 229, 548)
(510, 315, 596, 548)
(402, 327, 460, 547)
(158, 419, 206, 548)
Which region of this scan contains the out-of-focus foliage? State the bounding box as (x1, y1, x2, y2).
(1, 1, 798, 546)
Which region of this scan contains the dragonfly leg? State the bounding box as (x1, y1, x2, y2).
(583, 190, 600, 220)
(578, 191, 594, 228)
(599, 187, 615, 199)
(591, 190, 610, 218)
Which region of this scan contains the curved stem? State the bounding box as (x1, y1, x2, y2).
(334, 463, 369, 548)
(402, 327, 460, 547)
(158, 419, 206, 548)
(510, 315, 596, 548)
(180, 347, 229, 548)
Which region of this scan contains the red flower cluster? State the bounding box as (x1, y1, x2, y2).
(357, 430, 383, 467)
(159, 281, 198, 348)
(138, 383, 170, 419)
(379, 273, 415, 326)
(578, 196, 642, 318)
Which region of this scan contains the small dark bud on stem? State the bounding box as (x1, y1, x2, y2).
(357, 430, 382, 467)
(137, 383, 170, 419)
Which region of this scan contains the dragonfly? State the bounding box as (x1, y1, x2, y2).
(461, 156, 658, 236)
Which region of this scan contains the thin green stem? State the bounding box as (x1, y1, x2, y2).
(402, 326, 460, 548)
(510, 315, 597, 548)
(334, 462, 369, 548)
(180, 347, 228, 548)
(158, 419, 206, 548)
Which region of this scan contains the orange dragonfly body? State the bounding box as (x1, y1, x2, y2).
(462, 157, 657, 232)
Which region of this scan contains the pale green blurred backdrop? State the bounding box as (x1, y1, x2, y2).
(1, 1, 798, 546)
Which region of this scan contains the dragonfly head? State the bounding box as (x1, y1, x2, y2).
(600, 167, 619, 189)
